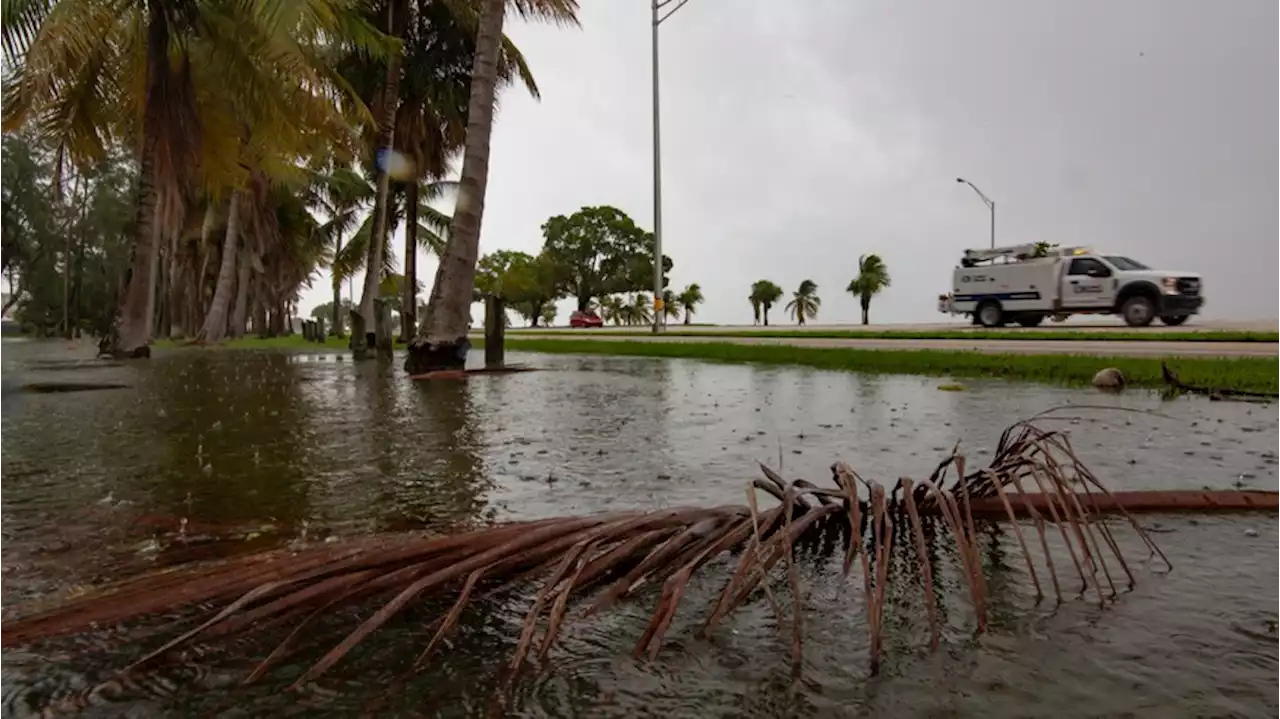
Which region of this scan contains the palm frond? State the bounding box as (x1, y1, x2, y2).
(416, 224, 446, 255)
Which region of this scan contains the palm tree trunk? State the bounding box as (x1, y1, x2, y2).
(230, 247, 252, 337)
(400, 181, 419, 342)
(111, 143, 160, 358)
(253, 288, 267, 337)
(355, 1, 402, 360)
(166, 226, 184, 338)
(154, 243, 167, 337)
(197, 192, 240, 342)
(108, 6, 176, 358)
(406, 0, 505, 374)
(62, 205, 72, 339)
(763, 305, 770, 326)
(70, 235, 85, 337)
(197, 203, 216, 319)
(861, 300, 870, 325)
(331, 240, 343, 337)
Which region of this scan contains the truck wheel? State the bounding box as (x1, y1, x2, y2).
(1120, 295, 1156, 327)
(1016, 314, 1046, 328)
(1159, 315, 1189, 327)
(976, 301, 1004, 328)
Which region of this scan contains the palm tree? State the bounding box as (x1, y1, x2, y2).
(328, 174, 453, 308)
(334, 0, 543, 352)
(627, 293, 653, 326)
(599, 295, 624, 326)
(786, 279, 820, 326)
(310, 165, 373, 337)
(846, 254, 891, 325)
(408, 0, 580, 374)
(660, 288, 681, 324)
(3, 0, 388, 356)
(749, 280, 783, 327)
(676, 283, 703, 325)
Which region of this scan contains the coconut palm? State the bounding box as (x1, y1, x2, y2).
(409, 0, 580, 374)
(598, 295, 625, 326)
(749, 280, 783, 327)
(660, 289, 681, 324)
(786, 279, 820, 326)
(626, 293, 653, 326)
(333, 0, 544, 352)
(846, 254, 891, 325)
(675, 283, 703, 325)
(2, 0, 389, 355)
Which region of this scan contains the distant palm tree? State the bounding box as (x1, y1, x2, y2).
(661, 289, 682, 324)
(786, 279, 820, 326)
(599, 295, 625, 326)
(675, 283, 703, 325)
(749, 280, 783, 326)
(628, 293, 653, 326)
(845, 254, 891, 325)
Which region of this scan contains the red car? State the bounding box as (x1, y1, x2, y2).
(569, 310, 604, 328)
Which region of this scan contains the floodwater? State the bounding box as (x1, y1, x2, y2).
(1, 339, 1276, 718)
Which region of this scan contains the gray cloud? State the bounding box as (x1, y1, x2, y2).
(305, 0, 1278, 326)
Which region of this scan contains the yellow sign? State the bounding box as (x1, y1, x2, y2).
(654, 298, 664, 311)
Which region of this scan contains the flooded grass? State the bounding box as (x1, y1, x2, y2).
(154, 334, 352, 350)
(3, 343, 1276, 718)
(498, 338, 1280, 394)
(151, 335, 1280, 393)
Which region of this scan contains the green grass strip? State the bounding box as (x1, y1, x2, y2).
(154, 335, 352, 351)
(152, 334, 1278, 393)
(500, 338, 1279, 394)
(507, 328, 1278, 343)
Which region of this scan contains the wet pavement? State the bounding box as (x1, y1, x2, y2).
(2, 339, 1276, 717)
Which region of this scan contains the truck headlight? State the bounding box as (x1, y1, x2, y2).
(1161, 277, 1178, 294)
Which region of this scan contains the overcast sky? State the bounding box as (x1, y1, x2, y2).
(303, 0, 1278, 326)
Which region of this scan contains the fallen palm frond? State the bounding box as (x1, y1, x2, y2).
(6, 422, 1189, 701)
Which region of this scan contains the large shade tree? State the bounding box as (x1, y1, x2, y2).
(538, 205, 673, 313)
(474, 248, 562, 327)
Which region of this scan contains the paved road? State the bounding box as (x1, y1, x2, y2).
(530, 319, 1278, 335)
(507, 333, 1278, 358)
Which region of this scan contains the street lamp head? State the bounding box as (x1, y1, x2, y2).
(955, 177, 965, 183)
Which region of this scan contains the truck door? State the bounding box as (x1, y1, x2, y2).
(1061, 257, 1116, 309)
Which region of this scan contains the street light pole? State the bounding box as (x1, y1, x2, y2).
(651, 0, 690, 333)
(955, 177, 995, 249)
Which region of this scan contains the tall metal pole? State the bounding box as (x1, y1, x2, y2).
(956, 177, 995, 249)
(989, 201, 995, 250)
(650, 0, 663, 334)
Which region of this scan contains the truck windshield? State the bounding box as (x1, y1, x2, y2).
(1103, 256, 1150, 271)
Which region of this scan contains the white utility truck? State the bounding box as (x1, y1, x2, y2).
(937, 244, 1204, 328)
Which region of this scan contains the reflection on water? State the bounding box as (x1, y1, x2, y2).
(1, 340, 1276, 717)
